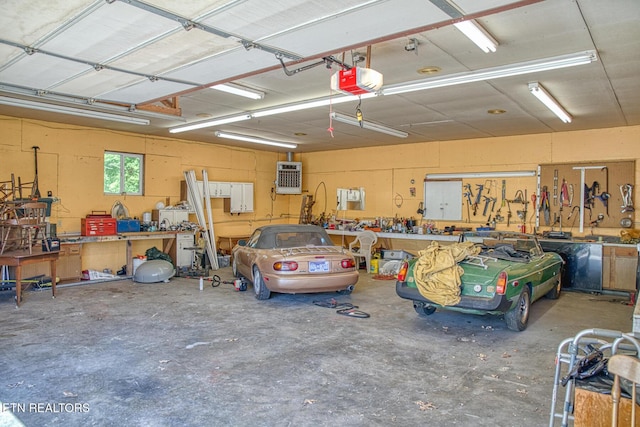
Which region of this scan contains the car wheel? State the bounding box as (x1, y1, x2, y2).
(337, 285, 355, 295)
(414, 302, 436, 316)
(252, 266, 271, 300)
(545, 272, 562, 300)
(505, 287, 531, 331)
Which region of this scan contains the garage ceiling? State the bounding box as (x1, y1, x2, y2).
(0, 0, 638, 153)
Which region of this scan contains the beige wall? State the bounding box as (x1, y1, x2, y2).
(300, 126, 640, 236)
(1, 114, 639, 270)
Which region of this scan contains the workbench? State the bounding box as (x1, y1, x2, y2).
(53, 231, 193, 280)
(0, 250, 58, 307)
(326, 229, 459, 253)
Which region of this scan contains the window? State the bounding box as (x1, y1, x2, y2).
(104, 151, 144, 195)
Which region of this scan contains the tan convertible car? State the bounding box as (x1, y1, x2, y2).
(232, 224, 360, 300)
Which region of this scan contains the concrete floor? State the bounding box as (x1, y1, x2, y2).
(0, 269, 634, 427)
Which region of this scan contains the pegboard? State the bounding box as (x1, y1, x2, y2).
(538, 160, 635, 231)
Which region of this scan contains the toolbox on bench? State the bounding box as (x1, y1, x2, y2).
(117, 219, 141, 233)
(81, 211, 117, 236)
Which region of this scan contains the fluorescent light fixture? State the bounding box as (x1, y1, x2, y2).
(330, 112, 408, 138)
(170, 114, 251, 133)
(528, 82, 572, 123)
(426, 171, 536, 179)
(170, 93, 377, 134)
(454, 20, 498, 53)
(214, 131, 297, 149)
(382, 50, 597, 96)
(169, 51, 595, 136)
(210, 83, 265, 100)
(0, 96, 150, 125)
(252, 93, 377, 118)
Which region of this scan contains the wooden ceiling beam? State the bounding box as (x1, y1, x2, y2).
(137, 96, 181, 116)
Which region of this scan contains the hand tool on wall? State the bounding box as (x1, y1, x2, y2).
(567, 205, 580, 221)
(594, 191, 610, 216)
(462, 191, 472, 222)
(620, 184, 634, 213)
(560, 179, 570, 207)
(31, 146, 41, 199)
(539, 186, 550, 225)
(585, 181, 599, 207)
(482, 196, 491, 216)
(531, 193, 537, 210)
(473, 184, 484, 216)
(568, 184, 574, 206)
(600, 166, 609, 214)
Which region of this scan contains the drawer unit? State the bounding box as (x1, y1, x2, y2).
(170, 233, 195, 268)
(81, 218, 117, 236)
(58, 243, 82, 281)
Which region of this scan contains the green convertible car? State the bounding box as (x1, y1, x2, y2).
(396, 233, 564, 331)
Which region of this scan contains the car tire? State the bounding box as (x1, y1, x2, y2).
(414, 302, 436, 316)
(545, 273, 562, 300)
(505, 286, 531, 332)
(252, 266, 271, 300)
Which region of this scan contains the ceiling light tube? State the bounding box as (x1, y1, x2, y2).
(330, 112, 408, 138)
(252, 93, 377, 118)
(0, 96, 150, 125)
(210, 83, 265, 100)
(454, 20, 498, 53)
(426, 171, 536, 179)
(214, 131, 297, 149)
(170, 114, 251, 133)
(528, 82, 572, 123)
(382, 50, 597, 96)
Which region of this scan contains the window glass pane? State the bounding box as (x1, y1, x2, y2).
(104, 151, 143, 195)
(123, 155, 141, 193)
(104, 153, 121, 193)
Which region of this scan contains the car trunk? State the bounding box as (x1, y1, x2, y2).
(457, 257, 510, 298)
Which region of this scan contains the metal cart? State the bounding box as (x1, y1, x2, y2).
(549, 328, 640, 426)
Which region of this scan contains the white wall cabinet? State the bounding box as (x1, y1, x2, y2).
(210, 182, 231, 198)
(152, 209, 190, 226)
(181, 180, 235, 209)
(224, 183, 254, 213)
(423, 180, 462, 220)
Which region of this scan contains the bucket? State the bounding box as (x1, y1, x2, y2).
(370, 259, 379, 274)
(133, 256, 147, 274)
(142, 212, 152, 223)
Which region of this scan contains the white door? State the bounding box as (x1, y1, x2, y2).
(423, 180, 462, 220)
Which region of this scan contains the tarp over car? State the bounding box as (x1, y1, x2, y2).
(413, 241, 481, 306)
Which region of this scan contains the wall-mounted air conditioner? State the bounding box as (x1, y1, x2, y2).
(275, 161, 302, 194)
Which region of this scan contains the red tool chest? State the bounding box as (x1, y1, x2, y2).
(81, 212, 117, 236)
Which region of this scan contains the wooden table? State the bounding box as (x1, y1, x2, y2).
(0, 250, 59, 307)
